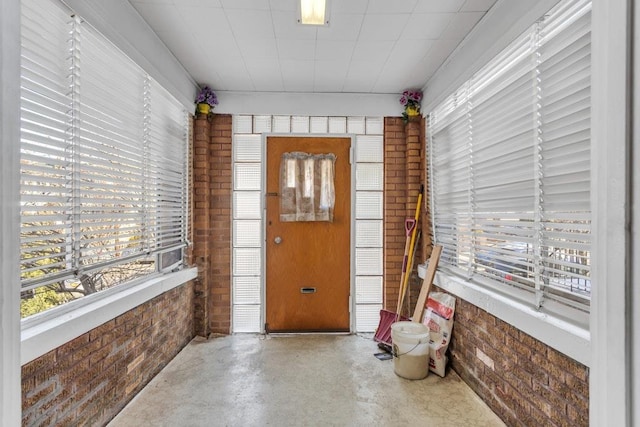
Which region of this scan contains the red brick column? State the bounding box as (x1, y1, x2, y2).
(405, 118, 423, 264)
(192, 113, 211, 337)
(383, 118, 407, 311)
(383, 117, 426, 315)
(209, 114, 232, 334)
(404, 118, 426, 315)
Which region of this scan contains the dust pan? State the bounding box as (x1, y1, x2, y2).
(373, 309, 408, 345)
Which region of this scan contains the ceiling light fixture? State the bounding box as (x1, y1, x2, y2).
(298, 0, 329, 26)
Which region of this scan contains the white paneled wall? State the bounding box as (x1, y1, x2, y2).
(232, 115, 384, 333)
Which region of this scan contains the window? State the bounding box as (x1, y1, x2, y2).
(428, 0, 591, 315)
(20, 0, 189, 317)
(279, 152, 336, 222)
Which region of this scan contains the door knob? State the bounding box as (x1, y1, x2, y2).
(274, 236, 282, 244)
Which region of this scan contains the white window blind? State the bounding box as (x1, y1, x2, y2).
(429, 0, 591, 313)
(20, 0, 189, 311)
(147, 80, 189, 249)
(469, 28, 537, 294)
(429, 84, 471, 272)
(537, 0, 591, 307)
(75, 18, 148, 270)
(20, 0, 73, 289)
(149, 80, 189, 255)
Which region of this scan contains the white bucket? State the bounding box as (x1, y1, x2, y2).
(391, 321, 431, 380)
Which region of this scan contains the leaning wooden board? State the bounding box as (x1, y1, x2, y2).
(412, 245, 443, 323)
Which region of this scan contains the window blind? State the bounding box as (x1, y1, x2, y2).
(469, 29, 537, 294)
(149, 79, 189, 253)
(75, 19, 148, 270)
(429, 0, 591, 313)
(20, 0, 189, 301)
(537, 0, 591, 307)
(20, 0, 73, 289)
(429, 84, 471, 271)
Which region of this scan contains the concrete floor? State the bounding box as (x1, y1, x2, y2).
(108, 334, 505, 427)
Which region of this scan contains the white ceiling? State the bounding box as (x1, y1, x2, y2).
(129, 0, 497, 94)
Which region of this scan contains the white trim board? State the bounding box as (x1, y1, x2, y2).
(435, 271, 590, 366)
(1, 0, 23, 423)
(590, 0, 634, 425)
(217, 92, 400, 117)
(633, 0, 640, 422)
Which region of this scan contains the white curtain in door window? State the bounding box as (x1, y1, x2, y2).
(303, 158, 314, 198)
(286, 158, 297, 188)
(280, 152, 336, 222)
(319, 158, 335, 210)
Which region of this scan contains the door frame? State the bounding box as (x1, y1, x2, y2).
(260, 133, 356, 334)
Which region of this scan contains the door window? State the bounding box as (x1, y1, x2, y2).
(280, 152, 336, 222)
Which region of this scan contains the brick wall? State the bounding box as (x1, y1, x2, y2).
(384, 117, 407, 312)
(446, 292, 589, 427)
(404, 118, 427, 309)
(209, 114, 232, 334)
(383, 117, 425, 315)
(193, 113, 211, 336)
(191, 113, 232, 336)
(22, 282, 194, 426)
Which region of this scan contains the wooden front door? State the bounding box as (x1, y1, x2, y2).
(265, 136, 351, 332)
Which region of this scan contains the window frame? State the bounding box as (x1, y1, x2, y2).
(426, 0, 592, 364)
(19, 0, 194, 342)
(19, 0, 197, 364)
(19, 0, 191, 320)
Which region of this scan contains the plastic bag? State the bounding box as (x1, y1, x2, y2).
(421, 292, 456, 377)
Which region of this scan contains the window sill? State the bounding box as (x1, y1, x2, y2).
(435, 270, 591, 367)
(21, 267, 197, 365)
